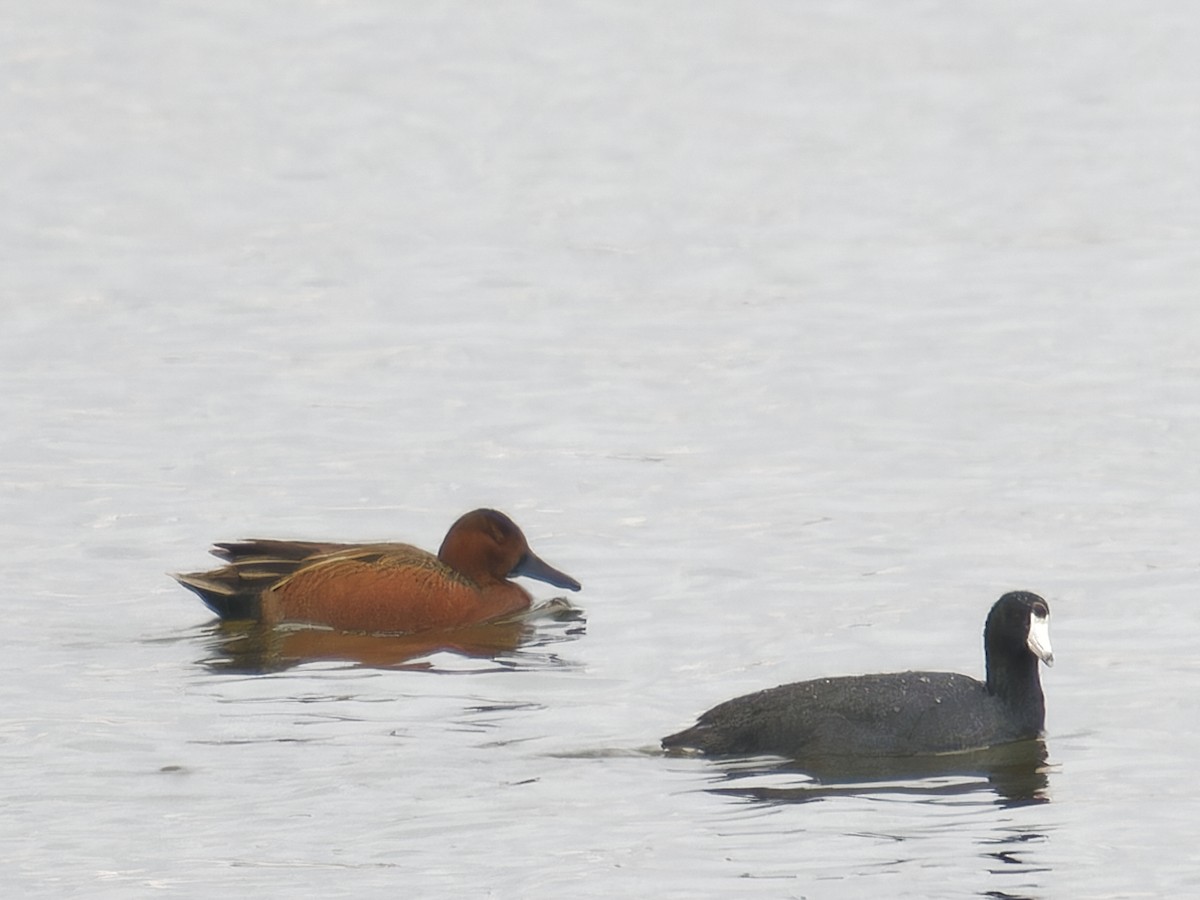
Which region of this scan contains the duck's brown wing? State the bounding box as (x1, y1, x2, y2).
(177, 541, 423, 620)
(210, 539, 363, 564)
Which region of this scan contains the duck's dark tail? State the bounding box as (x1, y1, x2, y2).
(172, 539, 362, 620)
(172, 568, 263, 620)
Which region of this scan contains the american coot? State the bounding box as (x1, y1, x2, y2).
(662, 591, 1054, 758)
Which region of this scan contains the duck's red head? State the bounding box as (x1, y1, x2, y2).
(437, 508, 582, 592)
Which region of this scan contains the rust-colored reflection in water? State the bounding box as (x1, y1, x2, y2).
(200, 600, 585, 672)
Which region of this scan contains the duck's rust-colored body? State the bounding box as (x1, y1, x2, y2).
(173, 509, 581, 634)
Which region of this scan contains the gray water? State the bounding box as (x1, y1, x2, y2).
(4, 2, 1200, 896)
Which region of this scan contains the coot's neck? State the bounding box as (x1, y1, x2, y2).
(985, 648, 1045, 734)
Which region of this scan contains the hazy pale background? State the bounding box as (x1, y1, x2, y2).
(4, 1, 1199, 897)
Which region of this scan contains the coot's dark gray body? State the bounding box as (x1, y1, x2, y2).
(663, 592, 1053, 759)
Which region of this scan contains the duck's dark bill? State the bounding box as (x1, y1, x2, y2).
(510, 552, 582, 591)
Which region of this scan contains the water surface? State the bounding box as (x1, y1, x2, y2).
(4, 1, 1200, 897)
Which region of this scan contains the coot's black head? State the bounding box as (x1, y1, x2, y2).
(985, 591, 1054, 670)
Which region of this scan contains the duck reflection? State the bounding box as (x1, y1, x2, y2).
(697, 738, 1050, 808)
(199, 599, 585, 673)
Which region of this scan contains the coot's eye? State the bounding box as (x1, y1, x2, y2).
(1031, 600, 1048, 618)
